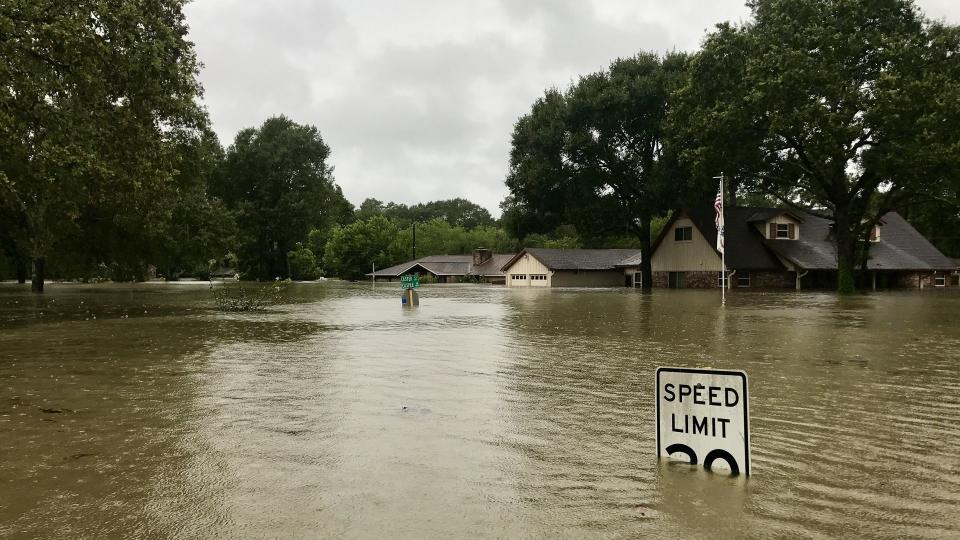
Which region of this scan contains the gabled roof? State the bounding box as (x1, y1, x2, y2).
(652, 206, 954, 272)
(501, 248, 642, 272)
(471, 253, 516, 276)
(367, 253, 516, 277)
(652, 207, 785, 270)
(744, 208, 805, 223)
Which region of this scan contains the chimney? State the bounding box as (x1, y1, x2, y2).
(473, 248, 492, 266)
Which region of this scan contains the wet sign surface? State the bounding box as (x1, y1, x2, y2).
(401, 275, 420, 290)
(656, 367, 750, 475)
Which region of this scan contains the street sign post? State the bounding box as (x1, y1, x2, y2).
(656, 367, 750, 475)
(400, 275, 420, 307)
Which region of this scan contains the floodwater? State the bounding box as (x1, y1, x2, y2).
(1, 282, 959, 539)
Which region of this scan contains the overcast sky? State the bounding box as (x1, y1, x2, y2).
(185, 0, 960, 217)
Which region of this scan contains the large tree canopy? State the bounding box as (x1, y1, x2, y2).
(214, 116, 353, 280)
(0, 0, 206, 291)
(506, 53, 692, 290)
(677, 0, 960, 292)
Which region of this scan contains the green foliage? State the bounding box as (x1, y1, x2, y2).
(355, 197, 495, 229)
(211, 279, 291, 312)
(392, 219, 516, 259)
(677, 0, 960, 291)
(323, 215, 402, 280)
(287, 242, 320, 281)
(506, 53, 690, 289)
(0, 0, 207, 291)
(215, 116, 353, 281)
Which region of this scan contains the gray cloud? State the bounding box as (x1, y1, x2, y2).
(185, 0, 959, 216)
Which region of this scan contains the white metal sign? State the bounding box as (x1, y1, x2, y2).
(656, 367, 750, 475)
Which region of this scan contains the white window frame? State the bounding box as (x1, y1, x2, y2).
(935, 275, 946, 287)
(776, 223, 790, 239)
(718, 272, 728, 288)
(511, 274, 527, 281)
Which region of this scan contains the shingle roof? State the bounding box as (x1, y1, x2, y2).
(471, 253, 515, 276)
(862, 212, 955, 271)
(501, 248, 642, 271)
(659, 206, 954, 272)
(681, 207, 785, 270)
(368, 254, 516, 277)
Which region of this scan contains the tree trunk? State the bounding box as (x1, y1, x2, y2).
(726, 176, 740, 208)
(638, 214, 653, 292)
(834, 225, 857, 294)
(31, 257, 45, 293)
(15, 258, 27, 284)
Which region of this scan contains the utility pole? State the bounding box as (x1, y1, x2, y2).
(412, 221, 417, 260)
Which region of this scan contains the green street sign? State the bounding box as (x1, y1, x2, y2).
(400, 275, 420, 289)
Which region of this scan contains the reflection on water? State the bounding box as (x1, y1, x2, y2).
(1, 283, 959, 538)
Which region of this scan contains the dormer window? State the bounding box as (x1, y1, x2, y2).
(768, 222, 796, 239)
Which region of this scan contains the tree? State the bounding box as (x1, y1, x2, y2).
(148, 130, 236, 280)
(506, 53, 690, 290)
(323, 215, 401, 280)
(287, 242, 320, 280)
(215, 116, 353, 280)
(678, 0, 960, 292)
(0, 0, 206, 291)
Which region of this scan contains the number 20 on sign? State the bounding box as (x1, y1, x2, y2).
(656, 367, 750, 475)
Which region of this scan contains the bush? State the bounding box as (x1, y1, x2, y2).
(288, 242, 320, 280)
(211, 279, 290, 312)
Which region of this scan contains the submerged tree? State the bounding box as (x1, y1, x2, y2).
(214, 116, 353, 280)
(678, 0, 960, 292)
(0, 0, 207, 291)
(506, 53, 690, 290)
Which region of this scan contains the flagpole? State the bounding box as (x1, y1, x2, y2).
(715, 173, 726, 306)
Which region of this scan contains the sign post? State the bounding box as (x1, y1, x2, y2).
(656, 367, 750, 475)
(400, 274, 420, 307)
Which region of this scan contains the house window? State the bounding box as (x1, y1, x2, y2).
(737, 273, 751, 287)
(511, 274, 527, 281)
(718, 272, 728, 288)
(935, 274, 946, 287)
(770, 222, 796, 239)
(530, 274, 547, 281)
(869, 225, 880, 242)
(668, 272, 685, 289)
(674, 226, 692, 242)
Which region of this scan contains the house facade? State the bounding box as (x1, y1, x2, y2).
(651, 207, 955, 290)
(501, 248, 642, 288)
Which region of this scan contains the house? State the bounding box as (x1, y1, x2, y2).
(367, 248, 515, 284)
(650, 207, 955, 289)
(500, 248, 642, 287)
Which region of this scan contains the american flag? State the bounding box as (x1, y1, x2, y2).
(714, 187, 725, 254)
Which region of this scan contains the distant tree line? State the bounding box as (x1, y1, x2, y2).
(2, 0, 958, 293)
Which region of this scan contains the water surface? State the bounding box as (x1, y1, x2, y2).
(1, 282, 958, 538)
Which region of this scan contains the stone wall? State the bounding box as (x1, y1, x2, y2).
(685, 271, 718, 288)
(746, 271, 795, 289)
(892, 271, 953, 288)
(652, 270, 795, 289)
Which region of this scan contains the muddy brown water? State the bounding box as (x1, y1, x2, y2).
(1, 282, 959, 538)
